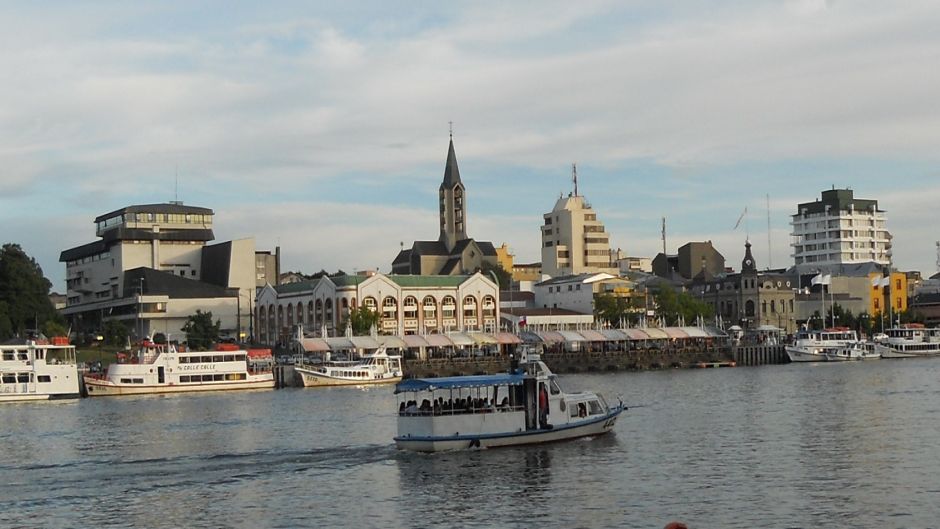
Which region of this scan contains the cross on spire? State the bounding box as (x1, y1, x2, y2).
(448, 121, 453, 138)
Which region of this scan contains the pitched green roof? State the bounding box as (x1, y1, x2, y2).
(387, 274, 473, 288)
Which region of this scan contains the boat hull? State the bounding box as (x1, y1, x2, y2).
(84, 376, 274, 396)
(295, 367, 401, 387)
(0, 392, 81, 402)
(395, 406, 624, 452)
(875, 344, 940, 359)
(785, 346, 828, 362)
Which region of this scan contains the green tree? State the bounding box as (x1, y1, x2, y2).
(182, 310, 221, 350)
(654, 287, 713, 325)
(0, 243, 57, 339)
(102, 319, 130, 347)
(480, 261, 512, 290)
(41, 320, 68, 339)
(345, 306, 380, 335)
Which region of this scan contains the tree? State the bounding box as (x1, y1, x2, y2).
(345, 306, 380, 335)
(0, 243, 57, 339)
(479, 261, 512, 290)
(654, 286, 713, 326)
(102, 319, 130, 347)
(594, 293, 644, 326)
(182, 310, 221, 350)
(41, 320, 69, 339)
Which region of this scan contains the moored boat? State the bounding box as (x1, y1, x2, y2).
(393, 348, 624, 452)
(84, 339, 274, 396)
(785, 328, 863, 362)
(294, 346, 402, 387)
(874, 324, 940, 358)
(0, 338, 80, 402)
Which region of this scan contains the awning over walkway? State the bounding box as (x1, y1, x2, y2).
(325, 337, 355, 350)
(642, 328, 669, 339)
(298, 338, 330, 352)
(536, 331, 566, 344)
(377, 335, 409, 349)
(663, 328, 689, 339)
(600, 329, 630, 341)
(447, 333, 475, 347)
(349, 336, 380, 349)
(577, 329, 609, 342)
(622, 329, 650, 340)
(467, 332, 498, 345)
(495, 332, 522, 344)
(401, 335, 429, 348)
(680, 327, 710, 338)
(424, 334, 455, 347)
(519, 331, 542, 343)
(557, 330, 587, 342)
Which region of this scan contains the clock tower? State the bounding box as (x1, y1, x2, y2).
(742, 240, 757, 274)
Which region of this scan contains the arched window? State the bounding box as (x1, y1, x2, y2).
(441, 296, 456, 319)
(258, 306, 267, 341)
(483, 295, 496, 316)
(382, 296, 398, 321)
(363, 297, 377, 312)
(307, 301, 314, 326)
(341, 298, 350, 316)
(315, 299, 323, 325)
(296, 302, 304, 326)
(462, 296, 477, 319)
(287, 304, 294, 328)
(325, 299, 334, 326)
(403, 296, 418, 319)
(277, 305, 284, 332)
(745, 300, 755, 317)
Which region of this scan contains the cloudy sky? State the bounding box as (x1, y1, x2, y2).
(3, 0, 939, 290)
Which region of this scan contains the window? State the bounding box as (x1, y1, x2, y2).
(37, 375, 51, 383)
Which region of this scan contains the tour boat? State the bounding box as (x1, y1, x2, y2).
(873, 325, 940, 358)
(785, 328, 866, 362)
(84, 340, 275, 396)
(393, 348, 624, 452)
(0, 338, 81, 402)
(294, 347, 403, 387)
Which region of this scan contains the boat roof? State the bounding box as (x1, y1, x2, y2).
(395, 373, 524, 394)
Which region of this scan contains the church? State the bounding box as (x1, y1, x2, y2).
(391, 136, 499, 275)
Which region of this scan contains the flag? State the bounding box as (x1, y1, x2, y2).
(519, 316, 527, 327)
(821, 274, 832, 286)
(733, 207, 747, 230)
(871, 276, 881, 287)
(880, 276, 891, 287)
(811, 273, 823, 286)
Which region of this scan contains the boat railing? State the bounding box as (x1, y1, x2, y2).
(399, 404, 525, 417)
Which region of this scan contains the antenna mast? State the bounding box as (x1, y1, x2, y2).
(661, 217, 667, 255)
(936, 241, 940, 274)
(572, 163, 578, 197)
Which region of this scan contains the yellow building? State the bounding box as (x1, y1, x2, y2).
(869, 272, 907, 316)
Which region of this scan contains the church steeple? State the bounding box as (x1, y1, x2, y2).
(439, 136, 467, 251)
(742, 240, 757, 274)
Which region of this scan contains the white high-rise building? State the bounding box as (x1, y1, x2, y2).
(791, 188, 892, 270)
(540, 171, 618, 278)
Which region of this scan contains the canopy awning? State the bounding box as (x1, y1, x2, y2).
(703, 326, 729, 338)
(424, 334, 455, 347)
(536, 331, 566, 344)
(467, 332, 498, 345)
(401, 335, 429, 348)
(622, 329, 650, 340)
(495, 332, 522, 344)
(447, 333, 475, 346)
(641, 328, 669, 339)
(557, 330, 587, 342)
(298, 338, 330, 352)
(519, 331, 543, 343)
(663, 328, 689, 339)
(349, 336, 380, 349)
(376, 335, 408, 349)
(600, 329, 630, 341)
(325, 337, 355, 350)
(395, 373, 524, 394)
(680, 327, 710, 338)
(576, 330, 609, 342)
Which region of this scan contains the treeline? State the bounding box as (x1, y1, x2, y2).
(0, 243, 66, 340)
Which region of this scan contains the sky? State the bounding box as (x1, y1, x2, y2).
(2, 0, 940, 291)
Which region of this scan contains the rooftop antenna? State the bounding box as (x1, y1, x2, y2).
(766, 194, 772, 269)
(936, 241, 940, 273)
(572, 163, 578, 197)
(661, 217, 667, 255)
(449, 121, 453, 139)
(171, 165, 183, 205)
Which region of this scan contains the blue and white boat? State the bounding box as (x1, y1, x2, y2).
(393, 348, 625, 452)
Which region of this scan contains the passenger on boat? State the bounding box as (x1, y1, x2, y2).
(538, 383, 550, 428)
(399, 402, 406, 414)
(500, 396, 509, 410)
(404, 400, 418, 414)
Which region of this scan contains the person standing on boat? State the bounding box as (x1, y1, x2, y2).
(538, 383, 550, 428)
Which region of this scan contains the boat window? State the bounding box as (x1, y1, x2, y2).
(213, 374, 224, 381)
(2, 374, 16, 383)
(202, 374, 214, 382)
(569, 401, 581, 418)
(588, 400, 604, 415)
(133, 378, 144, 384)
(236, 355, 246, 362)
(178, 356, 189, 364)
(17, 352, 28, 361)
(37, 375, 51, 383)
(223, 355, 234, 362)
(120, 378, 132, 383)
(17, 373, 30, 383)
(199, 356, 211, 363)
(180, 375, 190, 382)
(2, 352, 13, 361)
(549, 378, 561, 395)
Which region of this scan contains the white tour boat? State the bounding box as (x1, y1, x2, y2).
(393, 348, 624, 452)
(874, 325, 940, 358)
(294, 346, 403, 387)
(0, 339, 81, 402)
(84, 340, 275, 396)
(785, 328, 869, 362)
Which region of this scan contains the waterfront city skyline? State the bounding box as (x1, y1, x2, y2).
(2, 1, 939, 290)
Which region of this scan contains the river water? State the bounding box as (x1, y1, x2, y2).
(2, 358, 939, 528)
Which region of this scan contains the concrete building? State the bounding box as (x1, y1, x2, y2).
(791, 188, 892, 270)
(533, 272, 634, 315)
(59, 203, 259, 340)
(653, 241, 725, 282)
(540, 170, 617, 278)
(254, 248, 280, 287)
(392, 137, 499, 275)
(255, 272, 499, 345)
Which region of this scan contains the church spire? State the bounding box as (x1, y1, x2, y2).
(441, 137, 462, 188)
(439, 135, 467, 251)
(742, 240, 757, 274)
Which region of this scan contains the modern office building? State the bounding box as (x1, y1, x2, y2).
(540, 169, 617, 278)
(392, 137, 499, 275)
(791, 188, 892, 270)
(652, 241, 725, 282)
(59, 203, 260, 340)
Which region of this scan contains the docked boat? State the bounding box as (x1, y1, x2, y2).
(294, 347, 403, 387)
(785, 328, 867, 362)
(393, 348, 624, 452)
(873, 325, 940, 358)
(823, 342, 881, 362)
(1, 338, 81, 402)
(84, 339, 275, 396)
